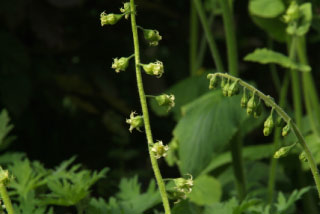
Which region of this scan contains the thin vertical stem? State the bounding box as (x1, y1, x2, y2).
(219, 0, 238, 76)
(0, 184, 14, 214)
(189, 0, 198, 76)
(130, 1, 171, 213)
(193, 0, 224, 73)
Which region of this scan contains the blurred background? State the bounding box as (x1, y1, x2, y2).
(1, 0, 320, 203)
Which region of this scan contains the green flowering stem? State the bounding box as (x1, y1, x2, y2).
(213, 72, 320, 199)
(0, 184, 14, 214)
(193, 0, 224, 73)
(218, 0, 238, 76)
(129, 0, 171, 213)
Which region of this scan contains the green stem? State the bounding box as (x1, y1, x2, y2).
(267, 38, 281, 94)
(189, 0, 198, 76)
(193, 0, 224, 73)
(218, 0, 238, 76)
(288, 37, 302, 128)
(129, 1, 171, 213)
(230, 132, 246, 201)
(267, 72, 290, 203)
(0, 184, 14, 214)
(213, 72, 320, 199)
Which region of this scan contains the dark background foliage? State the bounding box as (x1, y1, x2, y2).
(0, 0, 320, 202)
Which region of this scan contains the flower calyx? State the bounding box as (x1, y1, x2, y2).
(173, 174, 193, 203)
(0, 167, 11, 186)
(151, 140, 169, 159)
(120, 2, 131, 19)
(126, 111, 144, 133)
(141, 61, 164, 77)
(140, 27, 162, 46)
(155, 94, 175, 111)
(111, 55, 133, 73)
(100, 11, 123, 26)
(273, 143, 297, 159)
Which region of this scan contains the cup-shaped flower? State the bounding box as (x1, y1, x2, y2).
(141, 61, 164, 78)
(126, 111, 144, 133)
(155, 94, 175, 111)
(142, 29, 162, 46)
(112, 57, 130, 73)
(172, 174, 193, 203)
(100, 12, 123, 26)
(120, 2, 130, 19)
(151, 140, 169, 159)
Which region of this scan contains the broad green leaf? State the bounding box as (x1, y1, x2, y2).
(188, 175, 222, 206)
(249, 0, 285, 18)
(172, 200, 201, 214)
(244, 48, 311, 72)
(174, 91, 250, 176)
(251, 16, 287, 42)
(150, 73, 209, 120)
(200, 144, 274, 175)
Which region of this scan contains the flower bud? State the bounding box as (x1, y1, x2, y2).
(273, 143, 296, 159)
(222, 80, 230, 96)
(141, 61, 164, 78)
(240, 90, 248, 108)
(151, 140, 169, 159)
(227, 80, 239, 97)
(126, 111, 144, 133)
(283, 1, 300, 23)
(120, 2, 130, 19)
(207, 74, 219, 90)
(111, 57, 130, 73)
(247, 93, 257, 115)
(100, 12, 123, 26)
(299, 151, 307, 162)
(142, 28, 162, 46)
(155, 94, 175, 111)
(263, 112, 274, 136)
(282, 123, 291, 136)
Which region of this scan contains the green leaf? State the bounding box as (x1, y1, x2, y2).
(150, 73, 209, 120)
(174, 91, 250, 176)
(244, 48, 311, 72)
(204, 198, 238, 214)
(296, 3, 312, 36)
(188, 175, 222, 206)
(275, 187, 311, 213)
(0, 109, 15, 149)
(249, 0, 285, 18)
(200, 144, 274, 175)
(251, 16, 287, 42)
(172, 200, 201, 214)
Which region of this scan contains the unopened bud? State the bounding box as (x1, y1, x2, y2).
(207, 74, 219, 90)
(282, 123, 291, 136)
(227, 80, 239, 96)
(273, 143, 296, 159)
(247, 93, 257, 115)
(263, 112, 274, 136)
(142, 28, 162, 46)
(100, 12, 123, 26)
(155, 94, 175, 111)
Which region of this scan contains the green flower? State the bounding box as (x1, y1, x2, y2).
(151, 141, 169, 159)
(126, 111, 144, 133)
(100, 12, 123, 26)
(155, 94, 175, 111)
(142, 29, 162, 46)
(112, 57, 130, 73)
(141, 61, 164, 77)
